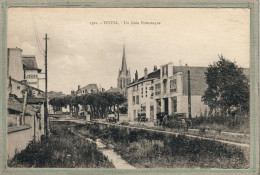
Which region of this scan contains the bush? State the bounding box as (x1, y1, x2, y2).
(8, 122, 114, 168)
(189, 114, 249, 133)
(82, 123, 249, 168)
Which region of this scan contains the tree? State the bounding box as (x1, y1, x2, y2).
(49, 91, 127, 120)
(202, 55, 249, 116)
(113, 92, 127, 121)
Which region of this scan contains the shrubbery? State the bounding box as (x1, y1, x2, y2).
(8, 122, 114, 168)
(79, 123, 249, 168)
(191, 114, 249, 133)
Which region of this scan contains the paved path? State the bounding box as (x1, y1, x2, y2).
(101, 149, 136, 169)
(76, 131, 136, 169)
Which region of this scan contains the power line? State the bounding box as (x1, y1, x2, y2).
(33, 14, 44, 52)
(31, 10, 45, 55)
(33, 15, 44, 55)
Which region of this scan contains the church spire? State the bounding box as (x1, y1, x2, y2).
(121, 45, 127, 74)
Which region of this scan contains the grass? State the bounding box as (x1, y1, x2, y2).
(8, 122, 114, 168)
(121, 121, 249, 144)
(190, 114, 250, 134)
(75, 123, 249, 169)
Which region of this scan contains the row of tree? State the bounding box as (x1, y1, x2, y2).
(202, 55, 249, 116)
(49, 91, 126, 120)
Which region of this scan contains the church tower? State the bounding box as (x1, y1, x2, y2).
(117, 45, 131, 92)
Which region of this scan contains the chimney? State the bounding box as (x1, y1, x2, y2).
(144, 68, 148, 79)
(135, 70, 138, 81)
(78, 85, 81, 90)
(154, 65, 157, 71)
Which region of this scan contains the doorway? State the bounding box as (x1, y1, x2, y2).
(163, 98, 168, 115)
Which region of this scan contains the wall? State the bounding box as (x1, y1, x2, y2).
(7, 104, 45, 160)
(7, 48, 24, 81)
(9, 79, 43, 98)
(127, 86, 134, 121)
(7, 124, 33, 160)
(25, 70, 39, 89)
(179, 95, 209, 117)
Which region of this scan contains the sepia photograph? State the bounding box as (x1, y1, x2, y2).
(1, 1, 259, 174)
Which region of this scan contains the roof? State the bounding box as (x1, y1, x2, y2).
(121, 45, 127, 73)
(18, 98, 45, 104)
(8, 97, 39, 115)
(127, 69, 160, 87)
(22, 56, 41, 72)
(47, 91, 66, 99)
(106, 87, 124, 93)
(11, 77, 44, 93)
(81, 84, 99, 90)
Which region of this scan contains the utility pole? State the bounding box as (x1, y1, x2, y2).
(188, 70, 191, 119)
(44, 34, 49, 135)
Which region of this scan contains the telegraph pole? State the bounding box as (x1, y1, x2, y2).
(188, 70, 191, 119)
(44, 34, 49, 135)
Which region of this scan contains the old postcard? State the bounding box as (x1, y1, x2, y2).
(0, 0, 259, 174)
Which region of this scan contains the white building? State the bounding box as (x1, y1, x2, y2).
(75, 84, 99, 96)
(22, 55, 42, 89)
(127, 62, 209, 122)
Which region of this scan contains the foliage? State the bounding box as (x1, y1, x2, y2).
(48, 92, 126, 119)
(190, 114, 250, 134)
(8, 122, 114, 168)
(119, 103, 128, 114)
(202, 55, 249, 116)
(78, 123, 249, 169)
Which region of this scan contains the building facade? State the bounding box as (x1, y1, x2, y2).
(22, 55, 42, 89)
(75, 84, 99, 96)
(117, 46, 131, 96)
(7, 48, 42, 89)
(7, 47, 45, 160)
(7, 48, 24, 81)
(127, 63, 209, 122)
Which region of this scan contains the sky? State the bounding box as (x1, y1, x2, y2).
(7, 8, 250, 94)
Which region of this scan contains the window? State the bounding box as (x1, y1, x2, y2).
(17, 86, 20, 90)
(163, 81, 167, 93)
(155, 83, 161, 95)
(173, 97, 177, 112)
(39, 118, 42, 130)
(162, 65, 168, 77)
(141, 105, 146, 112)
(136, 95, 139, 104)
(133, 96, 135, 105)
(170, 79, 177, 92)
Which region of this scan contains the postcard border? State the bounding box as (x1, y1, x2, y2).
(1, 2, 258, 174)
